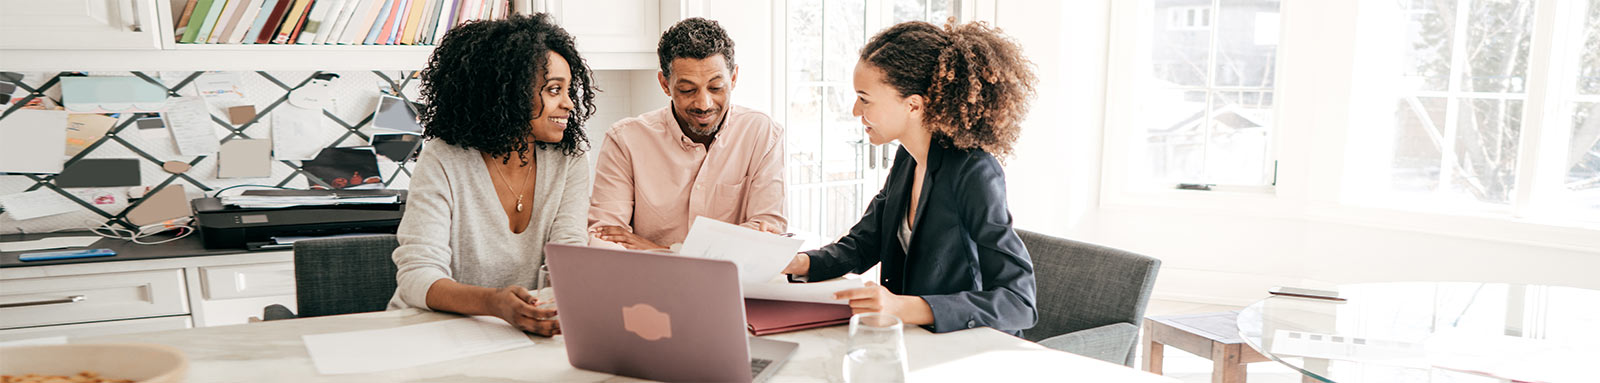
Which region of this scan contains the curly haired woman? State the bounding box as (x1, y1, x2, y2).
(387, 14, 597, 337)
(782, 20, 1039, 335)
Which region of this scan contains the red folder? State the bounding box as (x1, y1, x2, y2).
(745, 298, 852, 336)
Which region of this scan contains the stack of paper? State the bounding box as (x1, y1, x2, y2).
(678, 216, 866, 303)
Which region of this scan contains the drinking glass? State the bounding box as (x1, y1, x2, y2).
(843, 312, 908, 383)
(534, 264, 557, 319)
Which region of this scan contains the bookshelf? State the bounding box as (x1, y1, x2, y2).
(0, 0, 693, 71)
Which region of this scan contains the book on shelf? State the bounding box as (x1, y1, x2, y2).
(398, 0, 426, 45)
(206, 0, 240, 43)
(337, 0, 380, 45)
(378, 0, 409, 45)
(242, 0, 282, 44)
(193, 0, 229, 44)
(297, 0, 339, 44)
(212, 0, 257, 44)
(363, 0, 395, 44)
(427, 0, 453, 44)
(255, 0, 294, 43)
(175, 0, 200, 42)
(308, 0, 351, 44)
(180, 0, 215, 43)
(273, 0, 316, 44)
(225, 0, 267, 43)
(319, 0, 357, 44)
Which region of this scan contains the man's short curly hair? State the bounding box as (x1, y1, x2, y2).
(418, 14, 597, 161)
(657, 17, 735, 76)
(860, 21, 1036, 158)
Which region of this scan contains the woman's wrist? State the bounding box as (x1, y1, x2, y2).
(896, 295, 935, 325)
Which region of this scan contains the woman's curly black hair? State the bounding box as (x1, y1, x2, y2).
(860, 20, 1036, 159)
(418, 13, 597, 163)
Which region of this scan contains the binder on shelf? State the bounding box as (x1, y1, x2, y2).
(362, 0, 396, 45)
(255, 0, 295, 44)
(273, 0, 316, 44)
(193, 0, 230, 44)
(180, 0, 216, 43)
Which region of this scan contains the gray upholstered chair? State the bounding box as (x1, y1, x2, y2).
(1017, 229, 1161, 367)
(262, 234, 400, 320)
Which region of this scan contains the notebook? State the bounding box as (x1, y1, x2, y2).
(744, 298, 853, 336)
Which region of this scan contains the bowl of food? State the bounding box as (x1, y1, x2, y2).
(0, 343, 187, 383)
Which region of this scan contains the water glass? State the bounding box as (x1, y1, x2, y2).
(843, 313, 908, 383)
(534, 264, 557, 318)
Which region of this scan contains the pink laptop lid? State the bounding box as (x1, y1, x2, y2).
(544, 243, 753, 382)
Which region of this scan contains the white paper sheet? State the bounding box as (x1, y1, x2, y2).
(194, 72, 247, 102)
(0, 236, 101, 252)
(273, 105, 334, 160)
(301, 316, 534, 375)
(0, 109, 68, 174)
(0, 190, 80, 220)
(679, 216, 805, 284)
(743, 275, 867, 304)
(162, 96, 220, 156)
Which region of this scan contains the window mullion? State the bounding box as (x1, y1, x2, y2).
(1513, 0, 1583, 217)
(1440, 0, 1474, 196)
(1200, 0, 1222, 183)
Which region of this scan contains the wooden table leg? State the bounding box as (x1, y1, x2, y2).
(1143, 324, 1164, 374)
(1211, 343, 1245, 383)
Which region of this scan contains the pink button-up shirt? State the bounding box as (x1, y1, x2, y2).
(588, 105, 787, 246)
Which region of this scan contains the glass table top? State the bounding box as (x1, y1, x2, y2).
(1237, 282, 1600, 383)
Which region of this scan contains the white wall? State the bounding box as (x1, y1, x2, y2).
(990, 0, 1600, 307)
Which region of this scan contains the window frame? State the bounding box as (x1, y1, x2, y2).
(1101, 0, 1600, 248)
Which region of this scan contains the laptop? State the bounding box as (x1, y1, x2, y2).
(544, 243, 800, 382)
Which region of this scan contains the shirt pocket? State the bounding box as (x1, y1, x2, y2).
(707, 176, 748, 222)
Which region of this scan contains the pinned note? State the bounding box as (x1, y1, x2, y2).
(162, 96, 220, 156)
(0, 190, 79, 220)
(0, 109, 68, 174)
(65, 113, 117, 156)
(60, 76, 167, 113)
(218, 139, 273, 178)
(272, 105, 336, 160)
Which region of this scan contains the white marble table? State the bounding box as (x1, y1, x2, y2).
(74, 309, 1176, 382)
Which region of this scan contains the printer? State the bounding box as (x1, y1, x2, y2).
(191, 190, 407, 250)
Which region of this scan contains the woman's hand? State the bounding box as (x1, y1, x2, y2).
(591, 226, 665, 250)
(781, 253, 809, 276)
(832, 281, 934, 325)
(488, 285, 561, 336)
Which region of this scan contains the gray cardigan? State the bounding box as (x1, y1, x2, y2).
(388, 140, 591, 310)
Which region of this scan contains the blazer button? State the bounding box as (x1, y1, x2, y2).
(966, 320, 976, 328)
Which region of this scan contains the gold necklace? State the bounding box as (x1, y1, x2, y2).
(491, 155, 535, 212)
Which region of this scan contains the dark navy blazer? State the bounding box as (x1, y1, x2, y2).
(802, 141, 1038, 334)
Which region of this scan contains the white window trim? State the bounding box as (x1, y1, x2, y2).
(1101, 0, 1600, 250)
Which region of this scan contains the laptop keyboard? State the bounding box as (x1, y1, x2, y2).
(750, 358, 774, 376)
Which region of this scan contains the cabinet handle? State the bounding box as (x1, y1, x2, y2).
(125, 0, 143, 32)
(0, 295, 86, 309)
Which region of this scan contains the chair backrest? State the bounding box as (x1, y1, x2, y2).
(1017, 230, 1160, 358)
(292, 234, 400, 318)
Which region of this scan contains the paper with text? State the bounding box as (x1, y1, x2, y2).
(744, 275, 867, 304)
(162, 96, 220, 156)
(301, 316, 534, 375)
(679, 216, 804, 284)
(272, 105, 335, 160)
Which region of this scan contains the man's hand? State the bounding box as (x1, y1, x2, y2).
(832, 281, 933, 325)
(591, 226, 665, 250)
(488, 285, 561, 336)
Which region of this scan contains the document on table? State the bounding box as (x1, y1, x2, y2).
(301, 316, 534, 375)
(679, 216, 805, 284)
(0, 236, 101, 252)
(162, 96, 220, 156)
(744, 275, 867, 304)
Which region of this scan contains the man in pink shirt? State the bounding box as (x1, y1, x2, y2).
(589, 18, 786, 250)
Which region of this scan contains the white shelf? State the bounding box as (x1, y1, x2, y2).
(0, 45, 655, 71)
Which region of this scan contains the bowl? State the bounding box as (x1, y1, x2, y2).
(0, 343, 188, 383)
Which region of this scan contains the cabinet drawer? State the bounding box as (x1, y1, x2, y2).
(200, 262, 295, 300)
(0, 315, 191, 343)
(0, 269, 188, 329)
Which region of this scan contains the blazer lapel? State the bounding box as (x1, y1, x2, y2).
(908, 143, 942, 237)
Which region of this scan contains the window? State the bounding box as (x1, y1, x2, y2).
(1130, 0, 1282, 189)
(780, 0, 957, 241)
(1352, 0, 1599, 221)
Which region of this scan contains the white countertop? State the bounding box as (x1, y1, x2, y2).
(73, 309, 1177, 382)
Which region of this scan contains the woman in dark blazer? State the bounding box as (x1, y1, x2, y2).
(781, 20, 1038, 335)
